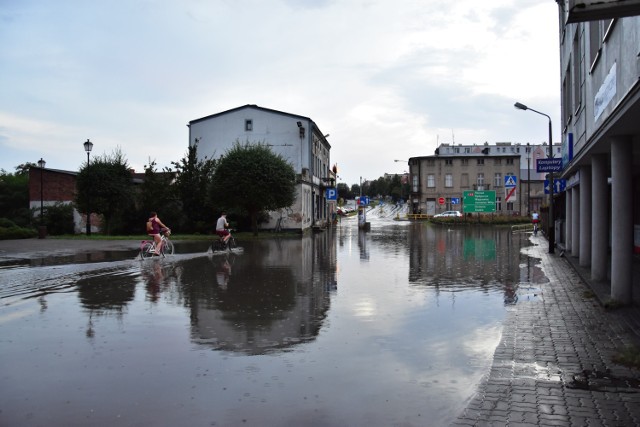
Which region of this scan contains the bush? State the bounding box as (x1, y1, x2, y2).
(0, 224, 37, 240)
(44, 203, 76, 235)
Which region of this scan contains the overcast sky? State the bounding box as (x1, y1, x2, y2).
(1, 0, 560, 187)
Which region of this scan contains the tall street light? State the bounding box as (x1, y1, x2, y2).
(83, 139, 93, 236)
(37, 158, 46, 229)
(514, 102, 554, 254)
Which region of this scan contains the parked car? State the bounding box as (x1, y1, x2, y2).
(433, 210, 462, 218)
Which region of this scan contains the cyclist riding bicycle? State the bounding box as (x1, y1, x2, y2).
(147, 211, 170, 255)
(531, 210, 540, 235)
(216, 211, 232, 246)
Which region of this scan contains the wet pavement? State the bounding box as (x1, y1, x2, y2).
(451, 236, 640, 426)
(1, 210, 639, 427)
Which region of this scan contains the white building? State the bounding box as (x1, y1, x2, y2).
(188, 105, 333, 233)
(556, 2, 640, 304)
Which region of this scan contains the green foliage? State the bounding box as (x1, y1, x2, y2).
(75, 148, 135, 235)
(41, 203, 76, 235)
(0, 218, 37, 239)
(337, 183, 352, 200)
(210, 141, 296, 235)
(171, 142, 217, 233)
(612, 346, 640, 369)
(0, 168, 31, 227)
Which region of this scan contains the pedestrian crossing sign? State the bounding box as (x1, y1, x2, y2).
(504, 175, 517, 187)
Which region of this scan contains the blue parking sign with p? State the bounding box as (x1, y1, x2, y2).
(326, 187, 337, 200)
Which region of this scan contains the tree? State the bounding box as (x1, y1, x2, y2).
(210, 142, 296, 235)
(0, 165, 33, 227)
(171, 142, 217, 233)
(138, 160, 181, 229)
(336, 183, 351, 201)
(75, 148, 135, 235)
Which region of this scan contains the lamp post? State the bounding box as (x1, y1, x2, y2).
(83, 139, 93, 236)
(514, 102, 554, 254)
(37, 158, 46, 227)
(526, 143, 531, 215)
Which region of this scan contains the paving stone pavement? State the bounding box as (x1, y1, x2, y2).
(451, 237, 640, 427)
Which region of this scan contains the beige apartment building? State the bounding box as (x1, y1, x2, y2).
(407, 142, 563, 216)
(408, 144, 523, 216)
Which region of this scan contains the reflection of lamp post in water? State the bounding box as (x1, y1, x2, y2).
(514, 102, 554, 254)
(83, 139, 93, 235)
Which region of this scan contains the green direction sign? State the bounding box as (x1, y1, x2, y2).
(463, 190, 496, 213)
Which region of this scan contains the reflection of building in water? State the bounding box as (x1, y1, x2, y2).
(187, 231, 337, 355)
(408, 224, 527, 296)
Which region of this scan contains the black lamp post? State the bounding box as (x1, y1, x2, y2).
(526, 143, 531, 215)
(514, 102, 554, 254)
(37, 158, 46, 225)
(83, 139, 93, 236)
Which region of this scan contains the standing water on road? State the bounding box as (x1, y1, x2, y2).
(0, 216, 545, 426)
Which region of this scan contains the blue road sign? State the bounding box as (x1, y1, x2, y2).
(504, 175, 517, 187)
(537, 158, 563, 172)
(357, 196, 370, 205)
(544, 179, 566, 194)
(451, 197, 460, 204)
(326, 187, 337, 200)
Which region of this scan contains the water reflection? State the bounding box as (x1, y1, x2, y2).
(408, 223, 534, 302)
(0, 220, 551, 427)
(185, 233, 336, 355)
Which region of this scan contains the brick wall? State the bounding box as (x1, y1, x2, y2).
(29, 168, 78, 203)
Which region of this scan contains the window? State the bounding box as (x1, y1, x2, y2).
(427, 174, 435, 188)
(477, 173, 484, 189)
(465, 147, 470, 153)
(494, 159, 502, 166)
(412, 175, 418, 193)
(245, 119, 253, 131)
(477, 158, 484, 165)
(445, 159, 453, 166)
(461, 173, 469, 188)
(573, 31, 582, 116)
(496, 196, 502, 212)
(461, 159, 469, 166)
(506, 158, 514, 165)
(445, 173, 453, 188)
(494, 173, 502, 188)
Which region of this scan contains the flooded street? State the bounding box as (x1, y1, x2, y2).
(0, 213, 546, 427)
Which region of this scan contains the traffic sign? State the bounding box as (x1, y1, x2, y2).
(326, 188, 337, 200)
(451, 197, 460, 204)
(505, 186, 517, 202)
(544, 179, 566, 194)
(536, 158, 563, 172)
(463, 190, 496, 213)
(357, 196, 370, 205)
(504, 175, 517, 187)
(438, 197, 445, 205)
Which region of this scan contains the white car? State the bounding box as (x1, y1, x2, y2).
(433, 210, 462, 218)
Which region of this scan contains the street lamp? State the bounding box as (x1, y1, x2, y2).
(37, 158, 46, 226)
(526, 143, 531, 215)
(514, 102, 554, 254)
(83, 139, 93, 236)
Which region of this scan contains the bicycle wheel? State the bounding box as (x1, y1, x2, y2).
(163, 238, 175, 255)
(140, 242, 155, 259)
(227, 237, 237, 250)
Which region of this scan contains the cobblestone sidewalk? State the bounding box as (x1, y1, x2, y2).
(452, 237, 640, 426)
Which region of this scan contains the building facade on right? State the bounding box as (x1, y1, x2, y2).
(556, 3, 640, 304)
